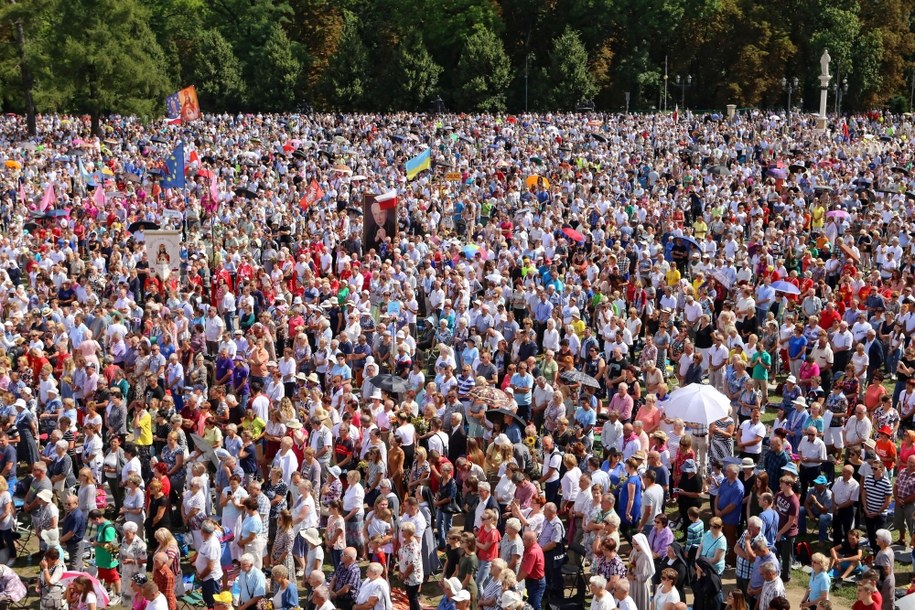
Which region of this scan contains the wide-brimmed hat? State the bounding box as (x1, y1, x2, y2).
(300, 528, 321, 546)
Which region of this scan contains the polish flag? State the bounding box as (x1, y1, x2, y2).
(376, 189, 398, 210)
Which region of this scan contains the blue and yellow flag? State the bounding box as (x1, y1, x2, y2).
(405, 148, 431, 180)
(162, 143, 185, 189)
(165, 93, 181, 119)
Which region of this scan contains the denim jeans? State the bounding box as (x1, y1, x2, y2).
(477, 560, 491, 589)
(798, 507, 832, 542)
(436, 509, 453, 550)
(525, 578, 546, 610)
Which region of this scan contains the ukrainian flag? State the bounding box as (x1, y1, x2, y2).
(405, 148, 431, 180)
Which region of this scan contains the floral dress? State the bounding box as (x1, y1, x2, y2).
(583, 505, 611, 561)
(271, 527, 296, 578)
(592, 552, 627, 581)
(397, 537, 424, 586)
(119, 536, 148, 604)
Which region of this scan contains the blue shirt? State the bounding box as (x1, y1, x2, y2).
(510, 372, 533, 405)
(715, 478, 745, 525)
(237, 566, 267, 604)
(788, 335, 808, 359)
(61, 507, 86, 544)
(699, 530, 727, 574)
(759, 507, 780, 548)
(808, 570, 831, 602)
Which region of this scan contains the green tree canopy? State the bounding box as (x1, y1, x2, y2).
(542, 27, 599, 110)
(454, 25, 513, 112)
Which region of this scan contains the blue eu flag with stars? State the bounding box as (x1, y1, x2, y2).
(165, 93, 181, 119)
(162, 143, 185, 189)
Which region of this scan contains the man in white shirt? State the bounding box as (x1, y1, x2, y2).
(142, 582, 169, 610)
(843, 405, 872, 453)
(194, 521, 224, 608)
(831, 464, 860, 545)
(707, 333, 729, 391)
(354, 562, 390, 610)
(797, 426, 828, 505)
(601, 410, 624, 454)
(736, 408, 766, 457)
(831, 321, 854, 373)
(610, 579, 637, 610)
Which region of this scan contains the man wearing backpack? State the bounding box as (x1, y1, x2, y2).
(89, 508, 122, 605)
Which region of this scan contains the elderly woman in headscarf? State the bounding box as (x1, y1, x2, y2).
(628, 533, 655, 610)
(118, 522, 147, 606)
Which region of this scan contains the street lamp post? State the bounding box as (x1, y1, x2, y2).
(781, 76, 799, 115)
(833, 76, 848, 115)
(675, 74, 692, 108)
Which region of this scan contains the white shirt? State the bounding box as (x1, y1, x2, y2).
(738, 420, 766, 454)
(843, 415, 872, 446)
(194, 533, 223, 582)
(797, 436, 827, 468)
(146, 594, 168, 610)
(831, 476, 860, 506)
(355, 577, 390, 610)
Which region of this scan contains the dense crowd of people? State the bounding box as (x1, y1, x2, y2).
(0, 109, 913, 610)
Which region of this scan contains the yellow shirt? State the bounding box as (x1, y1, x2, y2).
(666, 267, 681, 287)
(812, 205, 825, 229)
(135, 410, 153, 446)
(571, 318, 586, 338)
(693, 219, 708, 239)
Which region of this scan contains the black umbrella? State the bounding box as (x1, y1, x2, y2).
(707, 165, 731, 176)
(22, 222, 38, 232)
(892, 166, 910, 176)
(560, 369, 601, 389)
(150, 136, 168, 145)
(292, 149, 308, 160)
(127, 221, 160, 232)
(345, 207, 363, 216)
(591, 133, 607, 143)
(485, 408, 525, 429)
(789, 163, 806, 173)
(813, 185, 834, 194)
(906, 191, 915, 201)
(234, 186, 258, 199)
(369, 374, 409, 394)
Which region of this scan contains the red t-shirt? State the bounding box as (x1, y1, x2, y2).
(520, 543, 545, 580)
(476, 526, 501, 561)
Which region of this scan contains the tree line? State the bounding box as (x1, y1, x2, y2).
(1, 0, 913, 133)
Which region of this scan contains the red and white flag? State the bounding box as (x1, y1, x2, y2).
(299, 179, 325, 210)
(375, 189, 398, 210)
(672, 105, 679, 123)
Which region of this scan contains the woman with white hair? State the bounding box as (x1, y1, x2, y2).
(118, 522, 147, 605)
(478, 558, 508, 610)
(397, 521, 424, 610)
(121, 474, 146, 537)
(181, 477, 207, 549)
(629, 533, 655, 610)
(874, 529, 895, 610)
(499, 519, 524, 575)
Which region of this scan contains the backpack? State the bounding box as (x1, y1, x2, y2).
(795, 540, 813, 566)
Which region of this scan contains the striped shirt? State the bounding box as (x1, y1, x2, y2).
(862, 474, 892, 515)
